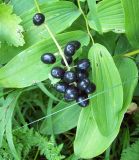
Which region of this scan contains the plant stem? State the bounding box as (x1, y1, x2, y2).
(44, 24, 70, 70)
(124, 49, 139, 57)
(77, 0, 94, 44)
(33, 0, 70, 70)
(34, 149, 39, 160)
(104, 147, 111, 160)
(34, 0, 41, 13)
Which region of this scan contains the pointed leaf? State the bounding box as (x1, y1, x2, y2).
(89, 43, 123, 135)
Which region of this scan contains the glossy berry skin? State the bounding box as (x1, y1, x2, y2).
(33, 13, 45, 26)
(77, 59, 90, 70)
(77, 78, 90, 91)
(76, 95, 89, 107)
(64, 71, 76, 83)
(61, 56, 72, 66)
(55, 82, 68, 93)
(76, 70, 88, 80)
(51, 67, 65, 79)
(85, 83, 96, 94)
(64, 44, 76, 57)
(64, 86, 78, 101)
(68, 41, 81, 50)
(41, 53, 56, 64)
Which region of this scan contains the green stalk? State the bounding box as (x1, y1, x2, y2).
(124, 49, 139, 57)
(77, 0, 94, 44)
(34, 0, 70, 70)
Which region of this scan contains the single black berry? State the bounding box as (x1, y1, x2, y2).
(51, 67, 65, 79)
(64, 71, 76, 83)
(64, 85, 78, 101)
(69, 41, 81, 50)
(77, 78, 90, 91)
(77, 59, 90, 70)
(85, 83, 96, 94)
(76, 95, 89, 107)
(41, 53, 56, 64)
(76, 70, 88, 80)
(33, 13, 45, 26)
(64, 44, 76, 57)
(55, 82, 68, 93)
(61, 56, 72, 66)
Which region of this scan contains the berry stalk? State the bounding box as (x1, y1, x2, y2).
(34, 0, 70, 70)
(44, 24, 70, 70)
(77, 0, 94, 44)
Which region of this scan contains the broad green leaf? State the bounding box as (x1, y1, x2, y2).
(10, 0, 59, 15)
(0, 3, 24, 47)
(121, 140, 139, 160)
(97, 0, 125, 33)
(0, 31, 89, 88)
(115, 57, 138, 113)
(0, 1, 81, 64)
(89, 43, 123, 135)
(40, 101, 81, 135)
(121, 0, 139, 48)
(74, 57, 138, 159)
(87, 0, 102, 33)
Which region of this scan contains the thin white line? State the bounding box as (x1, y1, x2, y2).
(13, 76, 139, 132)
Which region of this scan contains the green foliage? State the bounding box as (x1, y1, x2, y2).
(0, 0, 139, 159)
(0, 3, 24, 46)
(121, 140, 139, 160)
(0, 128, 64, 160)
(121, 0, 139, 48)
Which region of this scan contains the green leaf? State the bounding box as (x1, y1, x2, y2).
(0, 31, 89, 88)
(0, 3, 24, 47)
(121, 0, 139, 48)
(121, 140, 139, 160)
(89, 43, 123, 135)
(0, 91, 21, 159)
(10, 0, 59, 15)
(40, 101, 81, 135)
(115, 57, 138, 113)
(97, 0, 125, 33)
(74, 56, 138, 159)
(87, 0, 102, 33)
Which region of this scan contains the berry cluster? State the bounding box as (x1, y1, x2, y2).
(32, 13, 96, 107)
(41, 41, 96, 107)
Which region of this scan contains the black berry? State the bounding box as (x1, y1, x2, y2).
(85, 83, 96, 94)
(51, 67, 65, 79)
(55, 82, 68, 93)
(77, 59, 90, 70)
(64, 44, 76, 57)
(76, 95, 89, 107)
(64, 71, 76, 83)
(41, 53, 56, 64)
(61, 56, 72, 66)
(76, 70, 88, 80)
(64, 85, 78, 101)
(69, 41, 81, 50)
(33, 13, 45, 26)
(77, 78, 90, 91)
